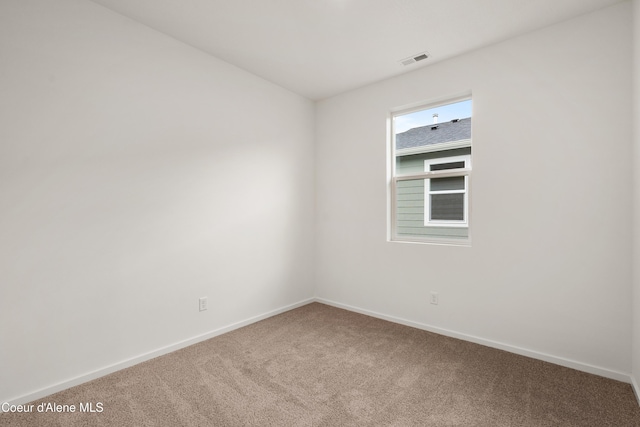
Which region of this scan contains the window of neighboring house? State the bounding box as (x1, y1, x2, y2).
(390, 96, 472, 244)
(424, 155, 470, 226)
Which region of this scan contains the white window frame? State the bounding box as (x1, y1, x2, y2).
(424, 155, 471, 227)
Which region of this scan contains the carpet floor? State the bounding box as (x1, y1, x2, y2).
(2, 302, 640, 426)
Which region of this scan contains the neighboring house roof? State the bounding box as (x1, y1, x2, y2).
(396, 117, 471, 150)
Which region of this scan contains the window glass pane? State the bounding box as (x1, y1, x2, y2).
(430, 194, 464, 221)
(430, 177, 464, 192)
(394, 177, 469, 239)
(430, 161, 465, 171)
(394, 100, 472, 148)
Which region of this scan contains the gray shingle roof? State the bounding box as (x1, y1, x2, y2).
(396, 117, 471, 150)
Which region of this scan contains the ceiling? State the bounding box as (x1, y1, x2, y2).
(89, 0, 624, 100)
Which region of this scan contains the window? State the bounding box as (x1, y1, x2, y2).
(424, 155, 470, 226)
(390, 97, 472, 244)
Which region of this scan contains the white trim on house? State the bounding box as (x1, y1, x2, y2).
(396, 138, 471, 157)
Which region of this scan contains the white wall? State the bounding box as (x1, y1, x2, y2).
(632, 0, 640, 397)
(0, 0, 315, 403)
(316, 2, 633, 379)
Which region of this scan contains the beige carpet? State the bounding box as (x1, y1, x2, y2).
(2, 302, 639, 426)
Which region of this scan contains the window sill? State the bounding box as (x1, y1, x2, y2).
(389, 236, 471, 247)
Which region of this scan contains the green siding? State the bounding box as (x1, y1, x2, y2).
(395, 148, 471, 240)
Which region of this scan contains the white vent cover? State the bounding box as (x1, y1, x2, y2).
(400, 51, 430, 66)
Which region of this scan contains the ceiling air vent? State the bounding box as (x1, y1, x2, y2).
(400, 51, 430, 66)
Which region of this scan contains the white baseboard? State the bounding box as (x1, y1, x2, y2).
(6, 296, 634, 407)
(4, 298, 315, 406)
(632, 375, 640, 406)
(315, 297, 632, 384)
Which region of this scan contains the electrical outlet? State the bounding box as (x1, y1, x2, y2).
(199, 297, 207, 312)
(430, 292, 439, 305)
